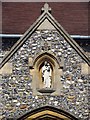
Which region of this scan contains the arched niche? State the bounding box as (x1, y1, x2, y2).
(29, 52, 63, 95)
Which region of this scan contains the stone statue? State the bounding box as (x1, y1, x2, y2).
(42, 61, 52, 88)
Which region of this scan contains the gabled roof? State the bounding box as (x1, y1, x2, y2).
(1, 3, 90, 68)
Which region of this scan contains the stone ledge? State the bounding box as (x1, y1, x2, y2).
(37, 88, 55, 94)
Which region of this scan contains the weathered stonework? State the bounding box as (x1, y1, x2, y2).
(1, 30, 89, 119)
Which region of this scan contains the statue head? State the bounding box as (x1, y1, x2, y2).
(44, 61, 48, 66)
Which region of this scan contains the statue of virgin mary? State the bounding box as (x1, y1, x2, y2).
(42, 61, 52, 88)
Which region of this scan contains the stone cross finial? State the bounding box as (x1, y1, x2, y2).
(41, 3, 51, 13)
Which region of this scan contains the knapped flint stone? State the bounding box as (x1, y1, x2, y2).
(72, 64, 77, 69)
(5, 107, 14, 111)
(20, 104, 27, 109)
(67, 76, 72, 80)
(68, 47, 72, 51)
(54, 101, 58, 106)
(58, 52, 62, 56)
(78, 79, 83, 82)
(63, 84, 69, 89)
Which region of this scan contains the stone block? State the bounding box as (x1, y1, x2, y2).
(81, 63, 89, 75)
(29, 57, 33, 68)
(37, 19, 55, 30)
(0, 62, 12, 74)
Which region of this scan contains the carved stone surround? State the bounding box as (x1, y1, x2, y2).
(29, 51, 63, 95)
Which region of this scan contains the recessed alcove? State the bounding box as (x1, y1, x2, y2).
(29, 51, 63, 95)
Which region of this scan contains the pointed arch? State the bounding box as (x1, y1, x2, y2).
(33, 51, 61, 68)
(17, 106, 78, 120)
